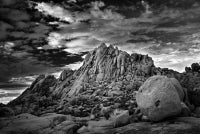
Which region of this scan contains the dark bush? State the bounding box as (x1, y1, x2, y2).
(191, 63, 200, 72)
(0, 107, 14, 117)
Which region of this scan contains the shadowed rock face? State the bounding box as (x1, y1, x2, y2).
(9, 75, 57, 106)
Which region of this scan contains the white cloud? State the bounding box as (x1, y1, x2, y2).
(90, 9, 124, 20)
(47, 32, 64, 48)
(63, 62, 83, 70)
(0, 96, 18, 104)
(35, 2, 74, 23)
(0, 88, 26, 104)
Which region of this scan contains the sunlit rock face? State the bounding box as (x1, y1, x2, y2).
(136, 75, 184, 121)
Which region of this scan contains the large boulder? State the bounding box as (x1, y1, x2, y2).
(136, 75, 183, 121)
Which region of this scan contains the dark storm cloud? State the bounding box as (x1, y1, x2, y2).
(0, 0, 21, 6)
(0, 0, 86, 84)
(0, 43, 84, 82)
(1, 0, 200, 85)
(29, 48, 84, 67)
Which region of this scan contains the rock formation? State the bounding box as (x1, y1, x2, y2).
(8, 75, 58, 115)
(3, 44, 200, 134)
(53, 43, 155, 99)
(7, 44, 157, 116)
(136, 75, 186, 121)
(178, 63, 200, 107)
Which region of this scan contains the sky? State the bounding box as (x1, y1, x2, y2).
(1, 0, 200, 103)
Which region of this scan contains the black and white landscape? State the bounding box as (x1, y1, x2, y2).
(1, 0, 200, 134)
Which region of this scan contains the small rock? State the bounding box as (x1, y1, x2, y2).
(90, 114, 95, 119)
(111, 110, 130, 127)
(88, 119, 114, 131)
(180, 102, 191, 117)
(77, 126, 89, 134)
(141, 115, 150, 122)
(108, 90, 123, 97)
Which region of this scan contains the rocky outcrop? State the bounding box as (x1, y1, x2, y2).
(8, 75, 58, 115)
(58, 69, 74, 82)
(136, 75, 185, 121)
(53, 43, 155, 99)
(9, 74, 57, 106)
(7, 44, 156, 116)
(179, 63, 200, 106)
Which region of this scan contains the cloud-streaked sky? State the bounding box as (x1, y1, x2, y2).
(32, 0, 200, 72)
(1, 0, 200, 103)
(0, 0, 85, 85)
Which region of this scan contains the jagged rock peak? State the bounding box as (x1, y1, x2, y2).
(61, 43, 156, 96)
(78, 43, 155, 81)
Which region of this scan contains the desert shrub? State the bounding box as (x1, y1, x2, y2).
(38, 96, 53, 107)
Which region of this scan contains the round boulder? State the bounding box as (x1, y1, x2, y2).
(136, 75, 183, 122)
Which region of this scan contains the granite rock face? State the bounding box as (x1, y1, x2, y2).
(136, 75, 184, 121)
(53, 43, 155, 99)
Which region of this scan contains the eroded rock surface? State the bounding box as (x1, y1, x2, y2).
(1, 113, 200, 134)
(53, 43, 155, 99)
(136, 75, 185, 121)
